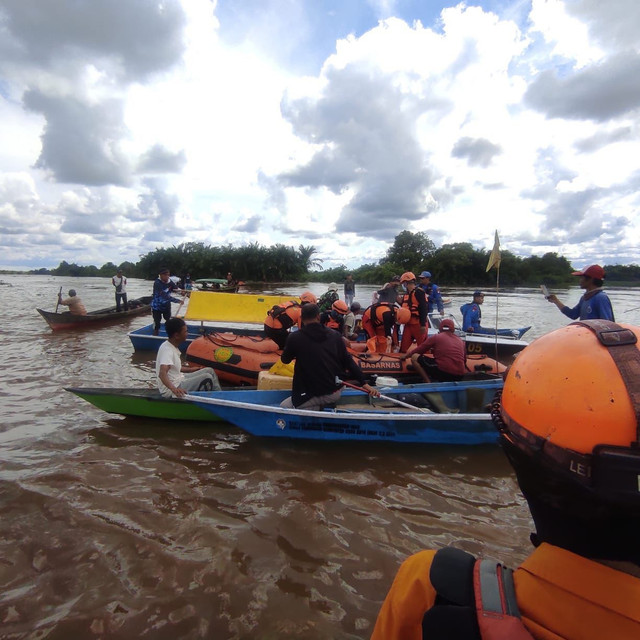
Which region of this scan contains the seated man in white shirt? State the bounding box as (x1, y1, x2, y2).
(156, 317, 220, 397)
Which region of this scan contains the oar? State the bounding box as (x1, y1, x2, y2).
(54, 286, 62, 313)
(340, 380, 432, 414)
(174, 296, 187, 318)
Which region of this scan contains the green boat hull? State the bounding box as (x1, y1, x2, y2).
(66, 387, 219, 422)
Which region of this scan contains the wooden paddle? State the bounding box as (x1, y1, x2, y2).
(340, 380, 432, 414)
(54, 286, 62, 313)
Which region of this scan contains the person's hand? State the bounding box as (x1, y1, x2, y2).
(547, 294, 558, 304)
(440, 310, 445, 316)
(363, 383, 380, 398)
(466, 327, 474, 333)
(173, 387, 187, 398)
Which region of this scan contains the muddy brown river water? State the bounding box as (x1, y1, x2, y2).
(2, 274, 638, 638)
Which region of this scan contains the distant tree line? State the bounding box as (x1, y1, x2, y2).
(32, 232, 640, 287)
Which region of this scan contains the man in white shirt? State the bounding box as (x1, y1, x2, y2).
(112, 269, 128, 312)
(156, 318, 220, 397)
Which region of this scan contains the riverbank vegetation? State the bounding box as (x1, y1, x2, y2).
(28, 231, 640, 287)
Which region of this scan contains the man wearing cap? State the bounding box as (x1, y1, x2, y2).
(399, 318, 465, 383)
(460, 290, 495, 334)
(112, 269, 128, 312)
(546, 264, 614, 321)
(58, 289, 87, 315)
(399, 272, 429, 352)
(318, 283, 340, 312)
(418, 271, 445, 315)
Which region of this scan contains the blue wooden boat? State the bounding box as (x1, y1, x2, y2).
(128, 322, 264, 352)
(184, 379, 502, 444)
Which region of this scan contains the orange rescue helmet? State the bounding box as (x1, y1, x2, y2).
(395, 307, 411, 324)
(331, 300, 349, 315)
(495, 320, 640, 563)
(500, 323, 640, 453)
(400, 271, 416, 283)
(300, 291, 317, 305)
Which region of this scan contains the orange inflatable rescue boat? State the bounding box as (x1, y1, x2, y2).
(186, 332, 506, 386)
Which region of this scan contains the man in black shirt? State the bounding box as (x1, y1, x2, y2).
(280, 304, 379, 409)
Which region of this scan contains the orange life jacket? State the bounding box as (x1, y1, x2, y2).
(264, 301, 300, 330)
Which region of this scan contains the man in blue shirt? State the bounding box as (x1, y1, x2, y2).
(418, 271, 444, 314)
(547, 264, 615, 321)
(151, 267, 183, 335)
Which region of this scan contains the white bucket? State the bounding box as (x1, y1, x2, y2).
(375, 376, 399, 388)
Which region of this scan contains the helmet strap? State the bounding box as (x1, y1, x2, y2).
(571, 320, 640, 446)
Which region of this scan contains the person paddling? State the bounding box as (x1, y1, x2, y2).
(57, 289, 87, 315)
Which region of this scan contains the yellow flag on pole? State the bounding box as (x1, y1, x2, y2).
(486, 230, 501, 272)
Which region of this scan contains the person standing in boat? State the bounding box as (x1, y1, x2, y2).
(279, 303, 379, 410)
(318, 283, 340, 312)
(151, 267, 182, 336)
(111, 269, 128, 312)
(156, 318, 220, 397)
(399, 272, 429, 352)
(546, 264, 614, 321)
(362, 303, 411, 353)
(57, 289, 87, 315)
(344, 274, 356, 307)
(417, 271, 445, 315)
(399, 317, 465, 383)
(374, 275, 402, 305)
(264, 300, 302, 349)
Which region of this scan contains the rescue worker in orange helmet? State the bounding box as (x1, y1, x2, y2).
(372, 319, 640, 640)
(321, 299, 349, 334)
(362, 303, 411, 353)
(399, 271, 429, 352)
(263, 300, 301, 349)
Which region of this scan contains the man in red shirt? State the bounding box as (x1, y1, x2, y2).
(399, 318, 465, 382)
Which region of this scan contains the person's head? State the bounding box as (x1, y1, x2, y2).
(494, 321, 640, 565)
(350, 302, 361, 313)
(345, 274, 353, 281)
(300, 291, 317, 305)
(301, 303, 320, 324)
(572, 264, 605, 289)
(400, 272, 416, 290)
(328, 282, 338, 292)
(419, 271, 431, 283)
(331, 300, 349, 315)
(68, 289, 76, 297)
(390, 275, 401, 285)
(165, 316, 186, 339)
(439, 318, 455, 333)
(159, 267, 170, 282)
(117, 269, 123, 275)
(473, 290, 484, 304)
(395, 307, 411, 325)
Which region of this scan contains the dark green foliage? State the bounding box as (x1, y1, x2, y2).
(34, 232, 639, 287)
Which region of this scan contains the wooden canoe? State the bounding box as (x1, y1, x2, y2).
(37, 296, 152, 330)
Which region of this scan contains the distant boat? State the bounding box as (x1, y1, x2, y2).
(195, 278, 242, 293)
(184, 378, 503, 444)
(37, 296, 152, 331)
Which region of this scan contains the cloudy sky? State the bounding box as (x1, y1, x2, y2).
(1, 0, 638, 271)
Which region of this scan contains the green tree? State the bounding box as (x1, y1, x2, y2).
(381, 231, 436, 272)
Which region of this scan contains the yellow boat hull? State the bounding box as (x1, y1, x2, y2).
(184, 291, 300, 323)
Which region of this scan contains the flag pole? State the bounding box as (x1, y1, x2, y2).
(486, 230, 501, 366)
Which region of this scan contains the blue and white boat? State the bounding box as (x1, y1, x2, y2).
(185, 378, 502, 445)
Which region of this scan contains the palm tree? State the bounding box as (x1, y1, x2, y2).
(298, 245, 324, 272)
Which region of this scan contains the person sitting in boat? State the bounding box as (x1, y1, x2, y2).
(321, 299, 349, 335)
(318, 283, 340, 312)
(264, 300, 301, 349)
(546, 264, 615, 321)
(343, 302, 362, 341)
(399, 272, 429, 352)
(418, 271, 444, 315)
(460, 290, 498, 334)
(362, 303, 411, 353)
(226, 272, 237, 287)
(372, 321, 640, 640)
(156, 318, 220, 398)
(58, 289, 87, 315)
(151, 267, 183, 336)
(279, 303, 379, 410)
(399, 317, 465, 383)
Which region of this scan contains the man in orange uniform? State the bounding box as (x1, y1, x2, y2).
(263, 300, 301, 349)
(399, 271, 428, 352)
(372, 319, 640, 640)
(362, 303, 411, 353)
(399, 318, 465, 382)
